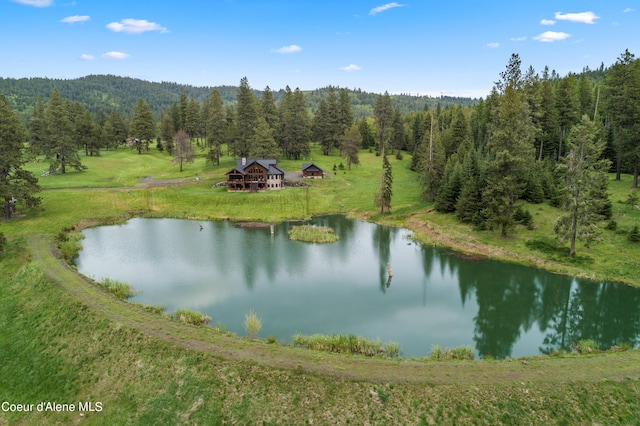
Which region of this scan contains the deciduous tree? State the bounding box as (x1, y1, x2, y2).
(172, 130, 194, 172)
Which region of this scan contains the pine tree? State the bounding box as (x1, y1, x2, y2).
(554, 115, 611, 256)
(235, 77, 259, 158)
(421, 112, 446, 202)
(483, 54, 535, 237)
(44, 89, 84, 173)
(339, 123, 362, 170)
(555, 74, 580, 160)
(604, 49, 640, 185)
(0, 94, 41, 218)
(312, 88, 340, 155)
(205, 89, 226, 165)
(28, 96, 47, 156)
(261, 86, 279, 135)
(338, 88, 354, 131)
(375, 154, 393, 213)
(160, 111, 175, 155)
(250, 117, 279, 158)
(374, 92, 393, 154)
(279, 87, 310, 160)
(129, 98, 155, 154)
(455, 148, 486, 223)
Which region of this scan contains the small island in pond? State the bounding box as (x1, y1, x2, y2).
(288, 225, 339, 243)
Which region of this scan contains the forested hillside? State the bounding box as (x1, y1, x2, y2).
(0, 74, 474, 120)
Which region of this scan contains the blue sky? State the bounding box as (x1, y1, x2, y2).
(1, 0, 638, 98)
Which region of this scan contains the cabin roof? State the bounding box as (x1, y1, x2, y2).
(302, 162, 323, 172)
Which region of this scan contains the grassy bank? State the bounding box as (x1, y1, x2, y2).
(1, 146, 639, 423)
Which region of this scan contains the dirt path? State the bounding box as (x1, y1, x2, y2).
(26, 235, 640, 385)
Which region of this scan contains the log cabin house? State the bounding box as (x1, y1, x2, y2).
(302, 163, 324, 179)
(226, 158, 285, 192)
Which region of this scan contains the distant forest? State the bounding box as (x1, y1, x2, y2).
(0, 74, 476, 121)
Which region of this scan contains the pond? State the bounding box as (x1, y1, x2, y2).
(75, 216, 640, 358)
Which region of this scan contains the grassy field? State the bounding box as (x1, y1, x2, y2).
(1, 145, 639, 424)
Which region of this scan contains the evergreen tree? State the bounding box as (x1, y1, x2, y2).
(184, 97, 200, 139)
(435, 158, 462, 212)
(235, 77, 259, 158)
(338, 88, 354, 131)
(455, 148, 486, 223)
(374, 92, 393, 154)
(483, 54, 536, 237)
(390, 107, 405, 153)
(339, 123, 362, 170)
(538, 75, 559, 160)
(103, 111, 128, 150)
(261, 86, 279, 135)
(555, 73, 580, 159)
(28, 96, 47, 156)
(0, 94, 41, 219)
(44, 89, 84, 173)
(421, 112, 446, 202)
(375, 154, 393, 213)
(313, 92, 340, 155)
(279, 87, 311, 160)
(179, 91, 188, 131)
(205, 88, 226, 165)
(604, 49, 640, 185)
(554, 115, 611, 256)
(160, 111, 175, 155)
(250, 117, 280, 159)
(358, 118, 376, 149)
(129, 98, 155, 154)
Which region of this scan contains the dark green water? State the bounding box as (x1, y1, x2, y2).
(76, 216, 640, 358)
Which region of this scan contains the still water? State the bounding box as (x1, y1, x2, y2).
(76, 216, 640, 358)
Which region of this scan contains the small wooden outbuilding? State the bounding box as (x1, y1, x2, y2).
(302, 163, 324, 179)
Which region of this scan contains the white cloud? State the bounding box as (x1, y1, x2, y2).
(10, 0, 53, 6)
(341, 64, 362, 72)
(511, 36, 527, 42)
(106, 19, 168, 34)
(486, 42, 500, 48)
(540, 19, 556, 25)
(273, 44, 302, 54)
(623, 8, 635, 13)
(554, 11, 599, 24)
(533, 31, 571, 42)
(102, 51, 129, 59)
(80, 54, 94, 60)
(60, 15, 90, 23)
(369, 2, 406, 15)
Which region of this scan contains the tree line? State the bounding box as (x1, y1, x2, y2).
(0, 75, 472, 123)
(1, 50, 639, 255)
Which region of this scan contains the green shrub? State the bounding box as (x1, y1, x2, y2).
(288, 225, 339, 243)
(628, 225, 640, 243)
(99, 278, 138, 300)
(429, 345, 475, 361)
(0, 232, 6, 254)
(292, 333, 399, 358)
(59, 232, 85, 263)
(605, 219, 617, 231)
(267, 335, 277, 344)
(574, 339, 599, 354)
(175, 309, 211, 326)
(243, 310, 262, 338)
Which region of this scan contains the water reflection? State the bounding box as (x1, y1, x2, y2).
(76, 216, 640, 358)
